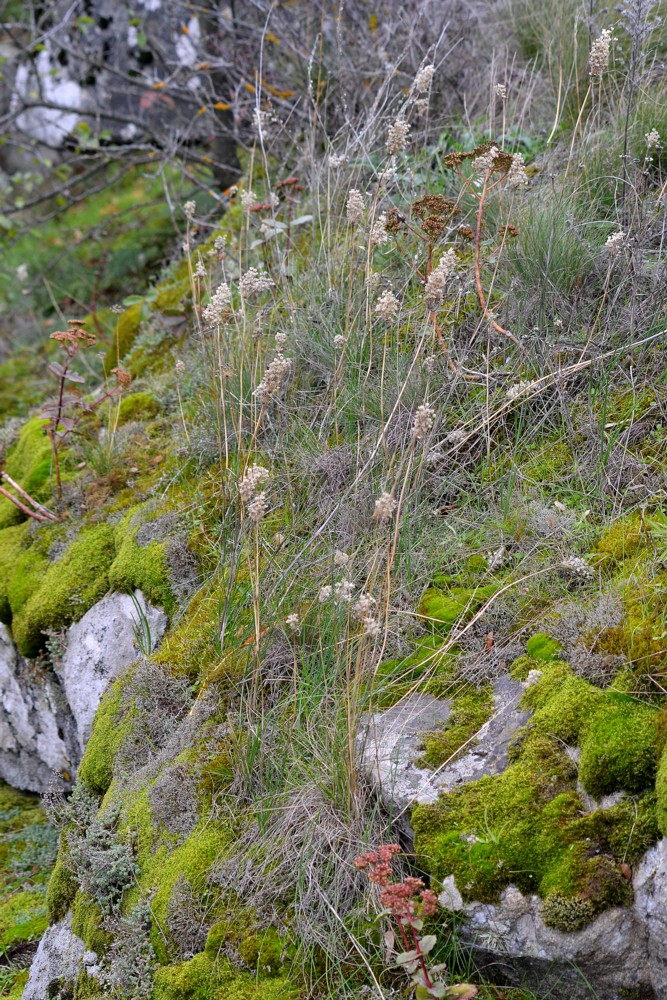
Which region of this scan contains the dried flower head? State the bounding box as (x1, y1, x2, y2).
(194, 258, 207, 278)
(328, 152, 348, 168)
(318, 585, 333, 603)
(373, 491, 397, 523)
(203, 282, 232, 325)
(604, 230, 626, 256)
(354, 593, 376, 619)
(560, 556, 594, 580)
(334, 579, 356, 602)
(446, 427, 468, 447)
(424, 248, 457, 311)
(646, 128, 662, 149)
(412, 404, 435, 441)
(375, 289, 399, 321)
(506, 380, 534, 402)
(333, 334, 347, 352)
(247, 493, 268, 524)
(486, 545, 506, 571)
(241, 189, 257, 213)
(507, 152, 529, 187)
(334, 549, 349, 567)
(175, 359, 186, 377)
(590, 29, 613, 77)
(274, 332, 287, 351)
(16, 264, 28, 284)
(472, 145, 499, 176)
(111, 367, 132, 389)
(414, 64, 435, 95)
(495, 83, 507, 100)
(183, 200, 196, 220)
(369, 212, 391, 246)
(253, 353, 292, 402)
(386, 118, 411, 155)
(239, 267, 274, 300)
(346, 189, 365, 225)
(239, 464, 270, 502)
(362, 617, 380, 637)
(286, 613, 301, 635)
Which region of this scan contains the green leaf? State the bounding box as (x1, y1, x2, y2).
(395, 950, 418, 965)
(416, 987, 431, 1000)
(446, 985, 478, 999)
(419, 934, 437, 955)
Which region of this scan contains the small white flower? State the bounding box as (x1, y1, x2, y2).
(373, 492, 397, 523)
(362, 616, 380, 637)
(318, 585, 333, 603)
(286, 613, 301, 635)
(507, 153, 528, 188)
(524, 668, 543, 689)
(369, 212, 391, 247)
(334, 549, 349, 567)
(494, 83, 507, 101)
(333, 335, 347, 351)
(375, 289, 399, 321)
(354, 593, 376, 619)
(183, 200, 196, 220)
(334, 579, 356, 602)
(247, 492, 268, 523)
(16, 264, 28, 284)
(424, 249, 457, 311)
(604, 230, 626, 256)
(240, 189, 257, 213)
(646, 128, 662, 150)
(486, 546, 506, 571)
(346, 189, 365, 225)
(560, 556, 594, 580)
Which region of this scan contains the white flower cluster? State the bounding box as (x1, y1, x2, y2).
(286, 612, 301, 635)
(412, 404, 435, 442)
(369, 212, 391, 246)
(646, 129, 662, 150)
(373, 491, 397, 523)
(375, 289, 399, 321)
(472, 145, 499, 177)
(239, 464, 270, 502)
(486, 545, 506, 571)
(239, 267, 274, 300)
(560, 556, 594, 580)
(346, 189, 365, 225)
(507, 153, 529, 188)
(604, 230, 626, 256)
(414, 64, 435, 95)
(387, 118, 411, 155)
(240, 189, 257, 213)
(590, 29, 614, 78)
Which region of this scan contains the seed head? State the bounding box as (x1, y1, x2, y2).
(386, 118, 411, 155)
(247, 492, 268, 523)
(495, 83, 507, 101)
(274, 331, 287, 351)
(646, 128, 662, 149)
(424, 248, 457, 311)
(346, 189, 365, 225)
(354, 593, 376, 619)
(183, 200, 196, 220)
(363, 617, 380, 637)
(253, 353, 292, 402)
(472, 145, 499, 176)
(373, 491, 397, 523)
(333, 334, 347, 351)
(590, 29, 613, 77)
(334, 549, 349, 567)
(239, 464, 270, 502)
(507, 152, 529, 187)
(604, 230, 626, 256)
(241, 189, 257, 212)
(375, 289, 399, 321)
(286, 613, 301, 635)
(412, 404, 435, 441)
(413, 64, 435, 95)
(239, 267, 274, 300)
(560, 556, 594, 579)
(369, 212, 391, 246)
(318, 585, 333, 603)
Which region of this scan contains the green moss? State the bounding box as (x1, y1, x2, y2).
(152, 278, 192, 314)
(104, 302, 143, 370)
(419, 583, 498, 632)
(0, 418, 53, 530)
(108, 507, 174, 612)
(77, 679, 130, 795)
(12, 524, 116, 656)
(46, 846, 79, 923)
(152, 954, 298, 1000)
(0, 523, 30, 621)
(541, 892, 595, 932)
(596, 514, 648, 566)
(525, 632, 562, 661)
(7, 545, 49, 617)
(5, 969, 29, 998)
(656, 748, 667, 835)
(509, 655, 542, 681)
(419, 684, 494, 769)
(579, 700, 659, 799)
(71, 891, 113, 954)
(0, 888, 48, 950)
(238, 928, 288, 976)
(117, 391, 160, 425)
(528, 669, 603, 744)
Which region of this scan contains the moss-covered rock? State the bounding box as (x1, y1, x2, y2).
(117, 391, 160, 426)
(46, 844, 79, 923)
(152, 953, 298, 1000)
(0, 418, 53, 529)
(12, 523, 116, 656)
(578, 698, 659, 799)
(104, 302, 143, 370)
(108, 506, 174, 613)
(77, 678, 131, 795)
(419, 583, 498, 632)
(418, 683, 494, 768)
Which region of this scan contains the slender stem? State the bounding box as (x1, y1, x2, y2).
(474, 170, 518, 344)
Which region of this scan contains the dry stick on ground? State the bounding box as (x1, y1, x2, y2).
(0, 472, 59, 522)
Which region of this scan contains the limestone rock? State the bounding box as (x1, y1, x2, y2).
(0, 624, 76, 792)
(22, 913, 96, 1000)
(56, 590, 167, 752)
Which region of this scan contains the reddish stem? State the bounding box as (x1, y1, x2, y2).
(473, 169, 517, 345)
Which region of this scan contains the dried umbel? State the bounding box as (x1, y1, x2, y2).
(373, 491, 397, 523)
(411, 404, 435, 442)
(375, 289, 399, 321)
(386, 118, 411, 155)
(424, 248, 457, 311)
(239, 267, 274, 300)
(285, 613, 301, 635)
(646, 128, 662, 149)
(111, 367, 132, 389)
(239, 464, 270, 502)
(506, 380, 534, 402)
(202, 282, 232, 324)
(472, 145, 500, 176)
(590, 29, 613, 78)
(240, 189, 257, 212)
(346, 188, 365, 225)
(254, 353, 292, 402)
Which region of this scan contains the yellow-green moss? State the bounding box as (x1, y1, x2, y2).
(12, 523, 116, 656)
(152, 953, 298, 1000)
(108, 508, 174, 613)
(46, 844, 78, 923)
(117, 391, 160, 425)
(71, 891, 113, 954)
(525, 666, 603, 744)
(0, 419, 53, 530)
(419, 684, 494, 769)
(104, 302, 143, 370)
(153, 586, 222, 680)
(525, 632, 562, 661)
(0, 888, 48, 950)
(0, 523, 30, 621)
(151, 278, 192, 314)
(596, 513, 648, 566)
(578, 698, 659, 799)
(656, 746, 667, 835)
(7, 545, 49, 618)
(77, 678, 131, 795)
(419, 583, 499, 632)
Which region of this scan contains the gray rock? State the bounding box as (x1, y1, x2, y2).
(23, 913, 96, 1000)
(0, 624, 76, 792)
(358, 675, 529, 821)
(56, 590, 167, 753)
